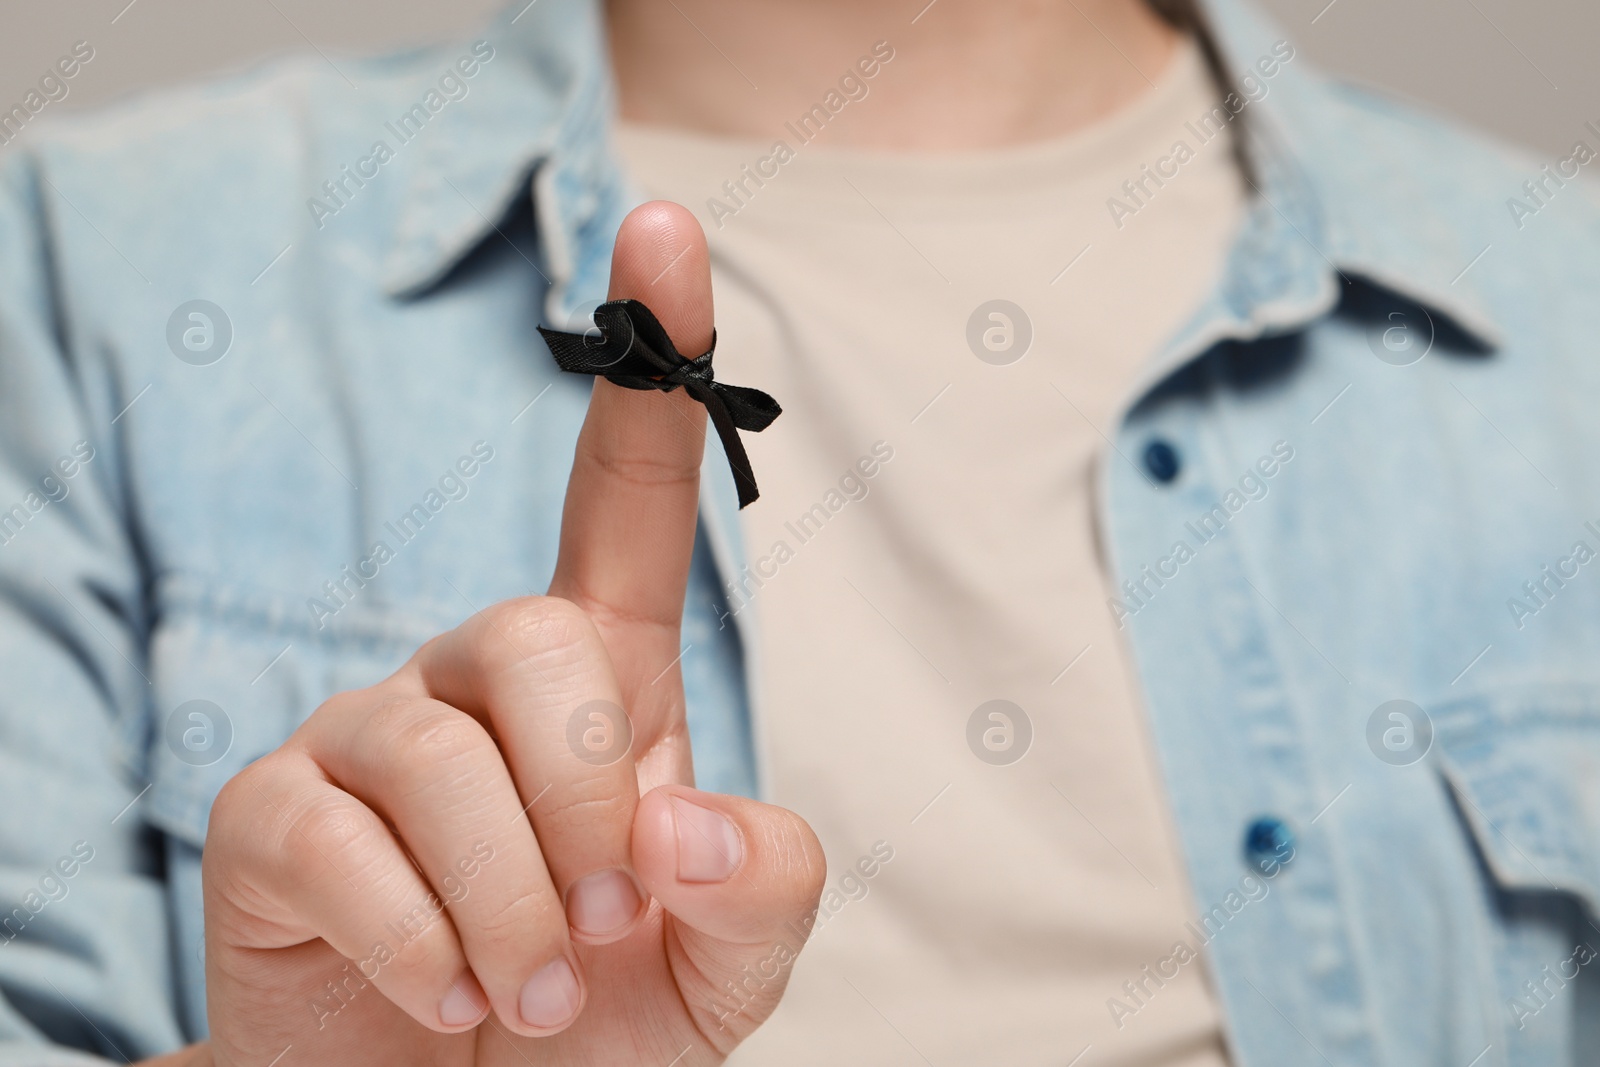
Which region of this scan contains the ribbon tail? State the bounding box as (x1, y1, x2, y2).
(713, 383, 783, 432)
(693, 384, 761, 509)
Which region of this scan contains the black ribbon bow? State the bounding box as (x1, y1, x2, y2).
(537, 299, 782, 508)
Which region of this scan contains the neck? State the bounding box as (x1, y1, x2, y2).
(605, 0, 1178, 152)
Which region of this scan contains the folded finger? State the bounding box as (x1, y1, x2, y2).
(413, 597, 647, 946)
(205, 756, 487, 1034)
(301, 689, 587, 1036)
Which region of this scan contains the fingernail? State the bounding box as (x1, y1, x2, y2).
(566, 868, 644, 938)
(672, 796, 742, 883)
(439, 970, 488, 1027)
(520, 956, 581, 1030)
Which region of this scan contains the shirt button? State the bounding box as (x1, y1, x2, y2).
(1142, 439, 1181, 484)
(1244, 816, 1296, 873)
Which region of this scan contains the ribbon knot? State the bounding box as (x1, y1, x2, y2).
(537, 299, 782, 508)
(661, 350, 717, 390)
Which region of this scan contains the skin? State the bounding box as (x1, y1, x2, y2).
(174, 202, 823, 1067)
(158, 2, 1177, 1064)
(608, 0, 1177, 151)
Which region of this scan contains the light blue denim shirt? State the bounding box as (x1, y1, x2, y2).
(2, 0, 1599, 1063)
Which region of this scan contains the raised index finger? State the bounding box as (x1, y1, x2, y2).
(547, 202, 711, 748)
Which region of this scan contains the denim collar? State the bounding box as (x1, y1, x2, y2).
(379, 0, 1502, 355)
(1137, 0, 1502, 399)
(371, 0, 1506, 722)
(380, 0, 625, 325)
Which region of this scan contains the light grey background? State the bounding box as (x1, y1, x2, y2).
(1, 0, 1595, 160)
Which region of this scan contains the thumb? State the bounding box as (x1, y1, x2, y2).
(632, 786, 827, 1051)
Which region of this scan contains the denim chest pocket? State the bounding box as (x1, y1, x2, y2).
(1430, 684, 1600, 910)
(140, 575, 444, 848)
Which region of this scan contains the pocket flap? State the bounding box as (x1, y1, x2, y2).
(1430, 684, 1600, 910)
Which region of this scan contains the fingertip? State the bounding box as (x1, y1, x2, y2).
(631, 785, 683, 891)
(614, 200, 707, 280)
(634, 787, 825, 942)
(437, 969, 491, 1031)
(564, 867, 649, 946)
(515, 952, 587, 1036)
(635, 786, 737, 898)
(634, 787, 829, 1027)
(609, 200, 713, 355)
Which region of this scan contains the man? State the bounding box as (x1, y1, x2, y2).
(1, 0, 1597, 1064)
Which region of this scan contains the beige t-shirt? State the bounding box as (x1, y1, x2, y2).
(618, 39, 1242, 1067)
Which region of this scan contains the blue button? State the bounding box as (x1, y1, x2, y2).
(1143, 439, 1181, 484)
(1243, 816, 1296, 874)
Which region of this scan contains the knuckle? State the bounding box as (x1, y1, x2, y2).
(206, 764, 255, 838)
(295, 792, 373, 854)
(312, 686, 374, 727)
(536, 782, 631, 828)
(206, 755, 288, 856)
(579, 436, 700, 489)
(475, 596, 598, 674)
(382, 701, 489, 772)
(275, 791, 377, 882)
(501, 595, 595, 651)
(471, 890, 565, 950)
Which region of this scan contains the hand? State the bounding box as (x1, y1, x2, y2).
(199, 202, 826, 1067)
